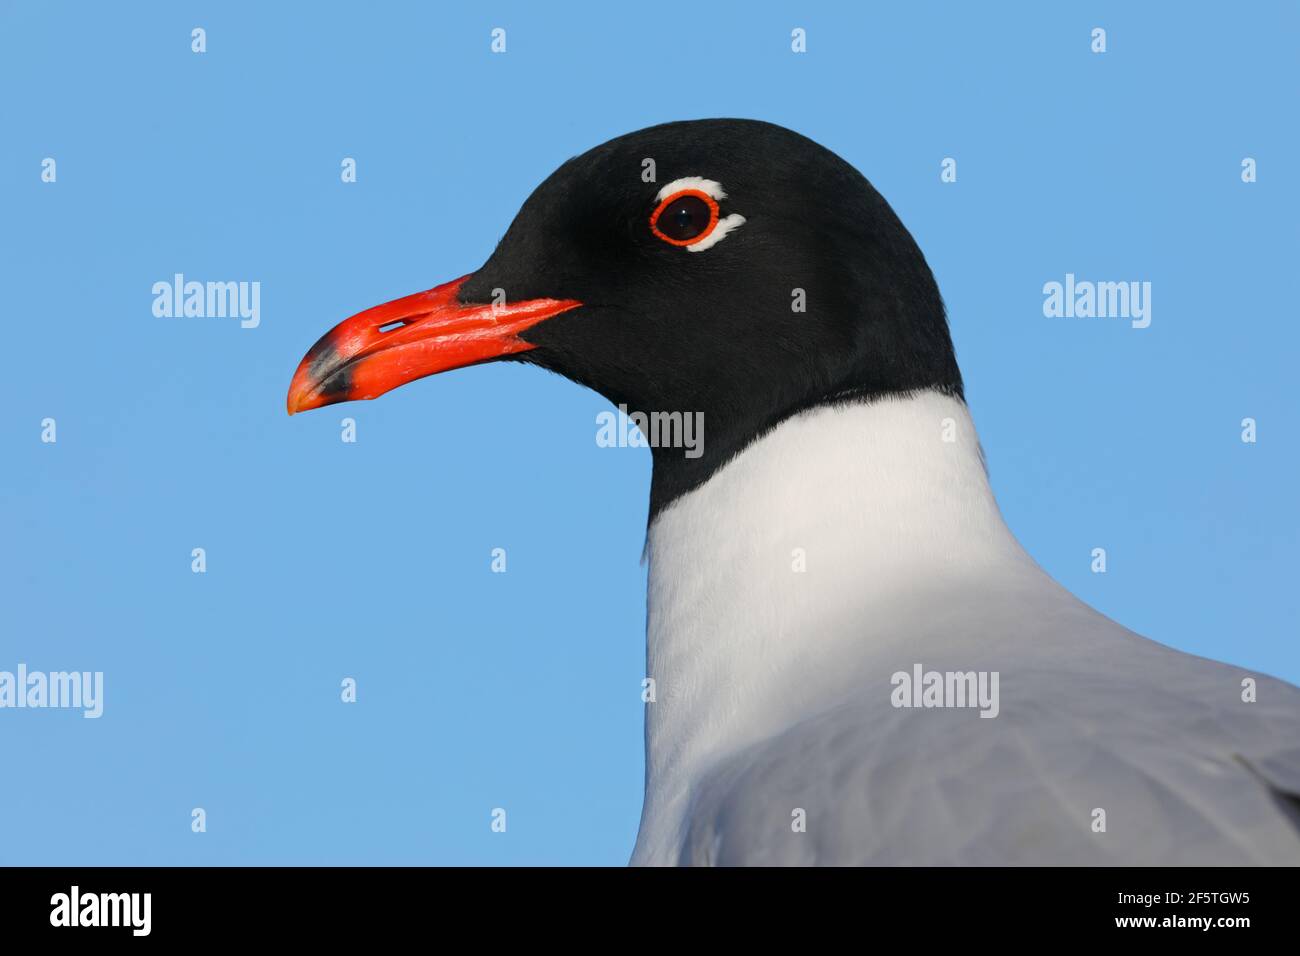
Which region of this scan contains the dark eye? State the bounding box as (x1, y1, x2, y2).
(650, 190, 720, 247)
(657, 196, 710, 240)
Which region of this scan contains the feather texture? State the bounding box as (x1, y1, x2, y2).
(632, 390, 1300, 865)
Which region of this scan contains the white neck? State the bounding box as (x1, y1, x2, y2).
(631, 389, 1044, 864)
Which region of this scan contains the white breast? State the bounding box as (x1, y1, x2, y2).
(629, 390, 1300, 865)
(634, 390, 1033, 860)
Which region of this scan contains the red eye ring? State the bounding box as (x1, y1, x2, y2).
(649, 189, 721, 247)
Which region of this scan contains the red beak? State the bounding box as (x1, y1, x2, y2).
(286, 276, 582, 415)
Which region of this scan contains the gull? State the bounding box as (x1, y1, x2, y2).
(288, 119, 1300, 865)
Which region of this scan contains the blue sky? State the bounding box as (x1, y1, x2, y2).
(1, 1, 1296, 865)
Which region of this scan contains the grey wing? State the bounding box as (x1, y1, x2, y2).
(679, 655, 1300, 866)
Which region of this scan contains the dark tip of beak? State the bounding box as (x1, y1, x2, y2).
(286, 276, 582, 415)
(287, 336, 353, 415)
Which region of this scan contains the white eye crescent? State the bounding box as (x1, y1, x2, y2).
(652, 177, 746, 252)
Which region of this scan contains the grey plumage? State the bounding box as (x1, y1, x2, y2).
(680, 611, 1300, 865)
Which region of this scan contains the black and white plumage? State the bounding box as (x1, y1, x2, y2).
(290, 119, 1300, 865)
(633, 391, 1300, 864)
